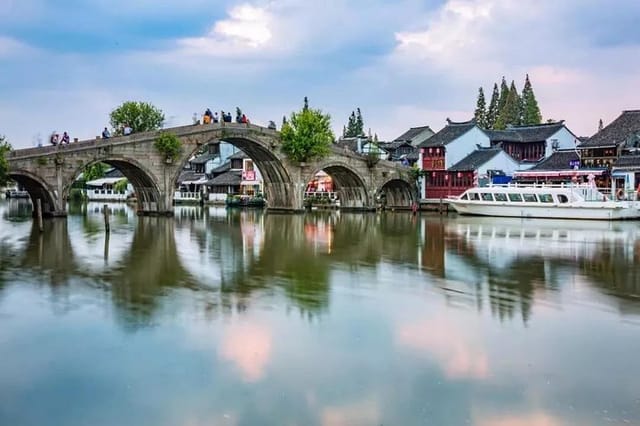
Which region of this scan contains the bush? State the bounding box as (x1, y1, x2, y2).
(154, 132, 182, 161)
(69, 188, 86, 202)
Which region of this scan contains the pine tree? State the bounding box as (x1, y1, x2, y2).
(521, 74, 542, 125)
(303, 96, 309, 111)
(495, 81, 521, 129)
(498, 76, 509, 114)
(474, 87, 487, 128)
(598, 119, 603, 132)
(355, 108, 364, 136)
(486, 83, 500, 129)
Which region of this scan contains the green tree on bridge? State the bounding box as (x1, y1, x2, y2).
(281, 98, 334, 164)
(0, 135, 12, 187)
(109, 101, 165, 135)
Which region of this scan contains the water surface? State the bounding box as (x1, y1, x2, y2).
(1, 199, 639, 425)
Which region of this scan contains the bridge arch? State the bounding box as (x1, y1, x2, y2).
(63, 157, 164, 215)
(175, 133, 295, 209)
(8, 169, 61, 216)
(304, 162, 371, 209)
(377, 178, 416, 209)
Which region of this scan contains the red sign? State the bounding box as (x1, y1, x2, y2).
(422, 158, 445, 170)
(242, 171, 256, 181)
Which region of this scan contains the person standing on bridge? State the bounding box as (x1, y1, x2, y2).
(102, 127, 111, 139)
(123, 124, 132, 136)
(61, 132, 70, 144)
(50, 132, 59, 145)
(213, 112, 219, 123)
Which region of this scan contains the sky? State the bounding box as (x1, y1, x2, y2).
(1, 0, 639, 148)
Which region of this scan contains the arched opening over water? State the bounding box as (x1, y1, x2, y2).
(175, 135, 294, 209)
(8, 170, 59, 216)
(378, 178, 415, 208)
(64, 158, 163, 215)
(305, 164, 370, 210)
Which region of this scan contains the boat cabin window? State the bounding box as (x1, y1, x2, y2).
(460, 194, 468, 200)
(557, 194, 569, 203)
(481, 193, 494, 201)
(538, 194, 553, 203)
(522, 193, 538, 202)
(469, 192, 480, 201)
(508, 193, 523, 202)
(494, 193, 508, 202)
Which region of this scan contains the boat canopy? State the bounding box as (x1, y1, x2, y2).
(513, 169, 606, 179)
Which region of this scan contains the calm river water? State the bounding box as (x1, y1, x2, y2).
(1, 199, 639, 425)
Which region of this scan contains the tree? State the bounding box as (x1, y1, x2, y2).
(154, 132, 183, 161)
(495, 81, 521, 129)
(83, 163, 108, 182)
(520, 74, 542, 125)
(343, 108, 365, 137)
(498, 77, 509, 114)
(281, 98, 334, 163)
(303, 96, 309, 111)
(0, 135, 12, 187)
(474, 87, 487, 128)
(110, 101, 164, 135)
(355, 108, 364, 136)
(486, 83, 500, 129)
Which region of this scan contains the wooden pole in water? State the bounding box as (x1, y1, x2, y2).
(36, 199, 43, 232)
(103, 204, 110, 233)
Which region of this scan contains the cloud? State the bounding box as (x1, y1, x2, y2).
(321, 398, 381, 426)
(220, 322, 272, 382)
(396, 314, 489, 380)
(475, 412, 565, 426)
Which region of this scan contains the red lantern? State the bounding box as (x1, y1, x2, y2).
(444, 174, 449, 180)
(457, 172, 462, 178)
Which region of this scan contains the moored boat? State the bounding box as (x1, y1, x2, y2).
(448, 183, 640, 220)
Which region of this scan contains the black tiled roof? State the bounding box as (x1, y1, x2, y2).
(378, 141, 412, 152)
(393, 125, 434, 142)
(190, 153, 217, 165)
(211, 161, 231, 175)
(104, 168, 125, 178)
(205, 170, 242, 186)
(487, 122, 568, 143)
(228, 150, 249, 160)
(613, 155, 640, 168)
(335, 138, 359, 152)
(177, 171, 205, 183)
(419, 119, 476, 148)
(448, 148, 502, 171)
(528, 149, 579, 170)
(579, 110, 640, 148)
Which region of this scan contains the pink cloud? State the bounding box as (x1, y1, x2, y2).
(220, 322, 272, 382)
(475, 412, 565, 426)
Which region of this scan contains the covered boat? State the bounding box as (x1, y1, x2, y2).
(448, 183, 640, 220)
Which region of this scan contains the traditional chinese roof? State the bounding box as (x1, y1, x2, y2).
(448, 147, 502, 171)
(527, 149, 579, 170)
(613, 154, 640, 169)
(190, 153, 217, 165)
(377, 141, 414, 153)
(419, 119, 477, 148)
(205, 170, 242, 186)
(228, 150, 250, 160)
(211, 161, 231, 175)
(177, 170, 204, 183)
(104, 168, 125, 178)
(579, 110, 640, 148)
(393, 125, 434, 142)
(487, 121, 568, 143)
(335, 137, 360, 152)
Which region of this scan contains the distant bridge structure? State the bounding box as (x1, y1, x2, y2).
(6, 122, 416, 217)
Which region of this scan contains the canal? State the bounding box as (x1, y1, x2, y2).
(1, 199, 639, 425)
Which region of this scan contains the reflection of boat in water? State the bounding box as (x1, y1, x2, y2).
(446, 216, 639, 263)
(448, 184, 640, 220)
(226, 195, 265, 208)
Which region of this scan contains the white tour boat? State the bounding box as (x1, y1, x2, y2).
(448, 183, 640, 220)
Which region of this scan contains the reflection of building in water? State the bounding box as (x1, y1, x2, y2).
(419, 219, 445, 278)
(304, 215, 335, 255)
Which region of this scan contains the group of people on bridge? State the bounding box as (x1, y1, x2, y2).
(196, 108, 277, 131)
(50, 131, 71, 145)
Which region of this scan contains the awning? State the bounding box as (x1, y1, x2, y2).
(513, 169, 606, 178)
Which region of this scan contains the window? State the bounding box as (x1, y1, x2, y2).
(508, 193, 523, 202)
(245, 159, 254, 172)
(481, 193, 494, 201)
(558, 194, 569, 203)
(469, 192, 480, 200)
(538, 194, 554, 203)
(460, 194, 468, 200)
(522, 193, 538, 202)
(494, 193, 508, 202)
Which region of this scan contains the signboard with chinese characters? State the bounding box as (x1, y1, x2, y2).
(242, 171, 256, 181)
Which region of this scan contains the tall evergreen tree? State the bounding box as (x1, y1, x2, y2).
(498, 76, 509, 114)
(303, 96, 309, 111)
(495, 81, 521, 129)
(520, 74, 542, 125)
(355, 108, 364, 136)
(474, 87, 487, 128)
(486, 83, 500, 129)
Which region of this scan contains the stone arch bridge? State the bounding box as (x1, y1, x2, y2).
(7, 122, 416, 217)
